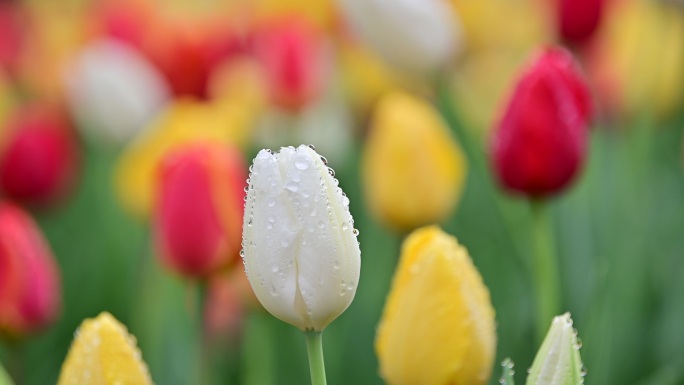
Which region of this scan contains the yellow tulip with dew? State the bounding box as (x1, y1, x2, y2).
(57, 312, 153, 385)
(376, 226, 496, 385)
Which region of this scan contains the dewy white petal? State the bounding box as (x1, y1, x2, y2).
(526, 313, 584, 385)
(338, 0, 461, 75)
(243, 145, 361, 331)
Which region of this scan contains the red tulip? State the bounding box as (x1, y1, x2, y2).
(557, 0, 604, 45)
(0, 201, 61, 336)
(251, 17, 324, 111)
(154, 144, 247, 278)
(0, 105, 79, 206)
(490, 47, 593, 198)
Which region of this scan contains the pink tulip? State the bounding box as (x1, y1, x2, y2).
(0, 201, 61, 336)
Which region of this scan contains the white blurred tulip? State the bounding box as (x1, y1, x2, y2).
(338, 0, 462, 75)
(64, 39, 170, 145)
(242, 145, 361, 331)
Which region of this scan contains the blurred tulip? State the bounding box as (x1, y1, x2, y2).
(557, 0, 604, 45)
(0, 202, 61, 336)
(0, 1, 27, 74)
(362, 91, 466, 232)
(242, 145, 361, 331)
(376, 226, 496, 385)
(526, 313, 585, 385)
(249, 0, 337, 32)
(0, 105, 78, 206)
(449, 0, 551, 136)
(57, 312, 153, 385)
(154, 143, 247, 278)
(490, 47, 592, 198)
(586, 0, 684, 119)
(338, 0, 461, 75)
(64, 39, 170, 146)
(204, 268, 255, 340)
(115, 99, 254, 218)
(252, 17, 325, 111)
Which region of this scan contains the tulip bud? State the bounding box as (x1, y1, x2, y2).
(526, 313, 585, 385)
(490, 47, 592, 198)
(242, 145, 361, 331)
(557, 0, 604, 45)
(154, 143, 247, 278)
(0, 105, 78, 206)
(362, 91, 466, 232)
(338, 0, 461, 75)
(65, 39, 170, 146)
(251, 17, 324, 111)
(0, 362, 12, 385)
(376, 226, 496, 385)
(57, 312, 154, 385)
(0, 202, 61, 336)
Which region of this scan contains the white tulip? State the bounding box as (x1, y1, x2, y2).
(527, 313, 585, 385)
(338, 0, 462, 75)
(242, 145, 361, 331)
(64, 39, 170, 145)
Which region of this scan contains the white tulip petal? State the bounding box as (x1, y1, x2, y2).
(243, 145, 361, 331)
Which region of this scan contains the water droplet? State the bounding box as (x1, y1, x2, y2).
(243, 186, 250, 193)
(295, 156, 310, 170)
(302, 190, 311, 198)
(307, 144, 316, 150)
(268, 198, 276, 207)
(320, 156, 328, 165)
(247, 219, 252, 227)
(327, 168, 335, 177)
(286, 182, 299, 192)
(318, 220, 325, 229)
(333, 260, 339, 269)
(576, 336, 583, 349)
(280, 239, 289, 247)
(309, 207, 317, 217)
(239, 250, 245, 258)
(342, 222, 349, 231)
(268, 216, 276, 223)
(269, 285, 278, 296)
(342, 196, 350, 207)
(293, 173, 301, 182)
(271, 265, 279, 273)
(266, 223, 273, 230)
(352, 228, 360, 236)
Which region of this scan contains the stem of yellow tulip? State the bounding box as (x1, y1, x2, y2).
(531, 200, 561, 343)
(304, 330, 328, 385)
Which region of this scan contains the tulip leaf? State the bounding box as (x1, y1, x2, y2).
(500, 358, 515, 385)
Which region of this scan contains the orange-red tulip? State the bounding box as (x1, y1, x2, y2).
(154, 143, 247, 278)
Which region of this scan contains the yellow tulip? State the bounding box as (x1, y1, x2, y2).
(376, 226, 496, 385)
(588, 0, 684, 119)
(362, 91, 466, 232)
(114, 98, 253, 218)
(448, 0, 551, 136)
(57, 312, 153, 385)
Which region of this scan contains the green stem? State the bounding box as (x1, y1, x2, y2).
(531, 200, 561, 343)
(304, 331, 327, 385)
(188, 282, 211, 385)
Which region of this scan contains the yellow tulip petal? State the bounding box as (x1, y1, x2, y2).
(376, 226, 496, 385)
(57, 312, 153, 385)
(362, 91, 466, 232)
(114, 98, 253, 218)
